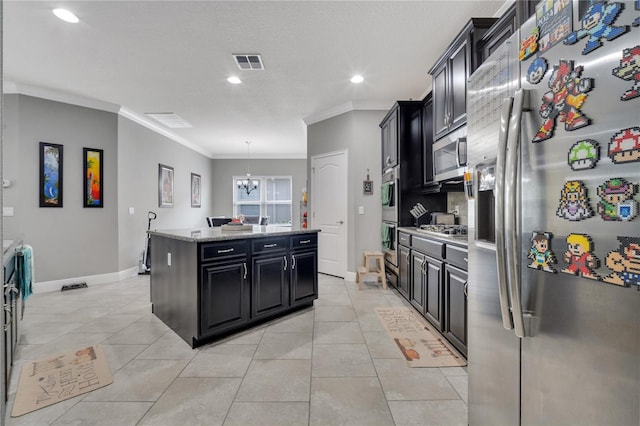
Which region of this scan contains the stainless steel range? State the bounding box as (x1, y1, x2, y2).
(417, 224, 468, 238)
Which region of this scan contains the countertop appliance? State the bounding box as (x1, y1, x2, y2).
(467, 2, 639, 424)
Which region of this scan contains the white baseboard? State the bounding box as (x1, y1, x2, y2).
(34, 266, 140, 293)
(344, 271, 357, 283)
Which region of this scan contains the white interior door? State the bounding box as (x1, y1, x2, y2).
(311, 151, 347, 278)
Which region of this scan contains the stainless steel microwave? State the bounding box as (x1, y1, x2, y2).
(433, 127, 467, 182)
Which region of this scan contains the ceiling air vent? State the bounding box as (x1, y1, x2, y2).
(233, 54, 264, 70)
(145, 113, 192, 128)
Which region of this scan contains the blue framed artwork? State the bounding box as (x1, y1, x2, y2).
(39, 142, 64, 207)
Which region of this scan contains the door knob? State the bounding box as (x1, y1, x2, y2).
(336, 220, 344, 224)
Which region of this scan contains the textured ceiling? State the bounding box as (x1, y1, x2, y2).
(4, 1, 506, 158)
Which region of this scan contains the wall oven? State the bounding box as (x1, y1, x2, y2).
(433, 127, 467, 182)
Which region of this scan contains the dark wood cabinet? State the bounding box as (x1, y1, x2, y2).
(410, 251, 426, 313)
(424, 255, 444, 331)
(429, 18, 497, 142)
(151, 231, 318, 348)
(398, 245, 411, 299)
(422, 94, 436, 188)
(380, 108, 398, 170)
(444, 263, 468, 357)
(252, 255, 289, 319)
(291, 250, 318, 306)
(480, 3, 517, 64)
(201, 260, 249, 335)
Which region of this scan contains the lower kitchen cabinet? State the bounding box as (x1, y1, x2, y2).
(151, 231, 319, 348)
(252, 254, 289, 319)
(410, 251, 426, 313)
(398, 245, 411, 299)
(201, 261, 249, 335)
(444, 263, 468, 357)
(424, 255, 444, 331)
(291, 250, 318, 306)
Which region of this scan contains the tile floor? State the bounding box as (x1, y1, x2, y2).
(5, 273, 468, 426)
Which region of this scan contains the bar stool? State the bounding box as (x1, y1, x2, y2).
(356, 250, 387, 290)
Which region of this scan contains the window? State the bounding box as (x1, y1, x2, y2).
(233, 176, 292, 225)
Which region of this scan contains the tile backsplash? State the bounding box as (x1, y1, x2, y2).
(447, 192, 468, 225)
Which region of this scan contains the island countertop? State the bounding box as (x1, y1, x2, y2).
(149, 226, 319, 243)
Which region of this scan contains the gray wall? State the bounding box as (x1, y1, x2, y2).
(117, 116, 214, 271)
(210, 158, 307, 225)
(3, 94, 119, 281)
(307, 109, 387, 273)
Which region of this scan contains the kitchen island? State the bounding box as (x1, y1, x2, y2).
(149, 226, 319, 348)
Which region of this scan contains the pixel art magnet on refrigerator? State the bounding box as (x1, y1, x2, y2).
(597, 178, 638, 221)
(527, 58, 548, 85)
(602, 236, 640, 287)
(568, 139, 600, 170)
(556, 181, 594, 221)
(520, 26, 539, 61)
(612, 46, 640, 101)
(533, 60, 593, 143)
(562, 233, 601, 280)
(564, 1, 629, 55)
(527, 232, 557, 273)
(609, 127, 640, 164)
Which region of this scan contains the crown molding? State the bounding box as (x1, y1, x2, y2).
(3, 81, 121, 113)
(303, 100, 390, 126)
(210, 152, 306, 160)
(117, 107, 213, 158)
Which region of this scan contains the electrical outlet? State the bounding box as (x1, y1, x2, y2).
(129, 207, 135, 215)
(3, 207, 14, 217)
(358, 206, 365, 215)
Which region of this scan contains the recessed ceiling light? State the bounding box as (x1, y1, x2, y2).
(53, 8, 79, 23)
(350, 75, 364, 84)
(227, 76, 242, 84)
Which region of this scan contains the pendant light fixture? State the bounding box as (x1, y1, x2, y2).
(236, 141, 259, 195)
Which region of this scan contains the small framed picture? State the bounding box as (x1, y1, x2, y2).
(83, 148, 103, 208)
(39, 142, 64, 207)
(158, 164, 174, 208)
(363, 180, 373, 195)
(191, 173, 201, 208)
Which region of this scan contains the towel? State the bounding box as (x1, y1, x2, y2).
(381, 182, 393, 206)
(16, 245, 33, 301)
(381, 223, 392, 250)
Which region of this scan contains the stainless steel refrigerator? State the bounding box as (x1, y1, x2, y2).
(467, 1, 640, 424)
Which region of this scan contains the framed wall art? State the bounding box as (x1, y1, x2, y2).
(191, 173, 201, 208)
(39, 142, 64, 207)
(83, 148, 103, 207)
(158, 164, 174, 208)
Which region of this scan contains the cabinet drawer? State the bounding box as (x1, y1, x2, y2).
(412, 236, 444, 259)
(398, 232, 411, 247)
(252, 237, 288, 254)
(291, 233, 317, 249)
(201, 240, 248, 262)
(445, 244, 468, 270)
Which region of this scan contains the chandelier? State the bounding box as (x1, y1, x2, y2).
(236, 141, 259, 195)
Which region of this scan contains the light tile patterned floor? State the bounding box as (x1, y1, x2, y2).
(5, 274, 468, 426)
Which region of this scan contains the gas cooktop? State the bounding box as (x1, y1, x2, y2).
(416, 224, 468, 238)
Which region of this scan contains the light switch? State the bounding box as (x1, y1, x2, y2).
(358, 206, 365, 215)
(129, 207, 135, 215)
(3, 207, 14, 217)
(167, 252, 172, 266)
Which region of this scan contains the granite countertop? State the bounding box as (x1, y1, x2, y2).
(398, 227, 469, 248)
(149, 226, 319, 243)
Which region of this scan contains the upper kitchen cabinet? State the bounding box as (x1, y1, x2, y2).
(380, 101, 422, 175)
(380, 107, 398, 171)
(480, 3, 517, 64)
(429, 18, 497, 142)
(421, 93, 438, 189)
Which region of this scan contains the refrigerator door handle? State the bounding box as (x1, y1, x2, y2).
(505, 88, 527, 338)
(495, 97, 514, 331)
